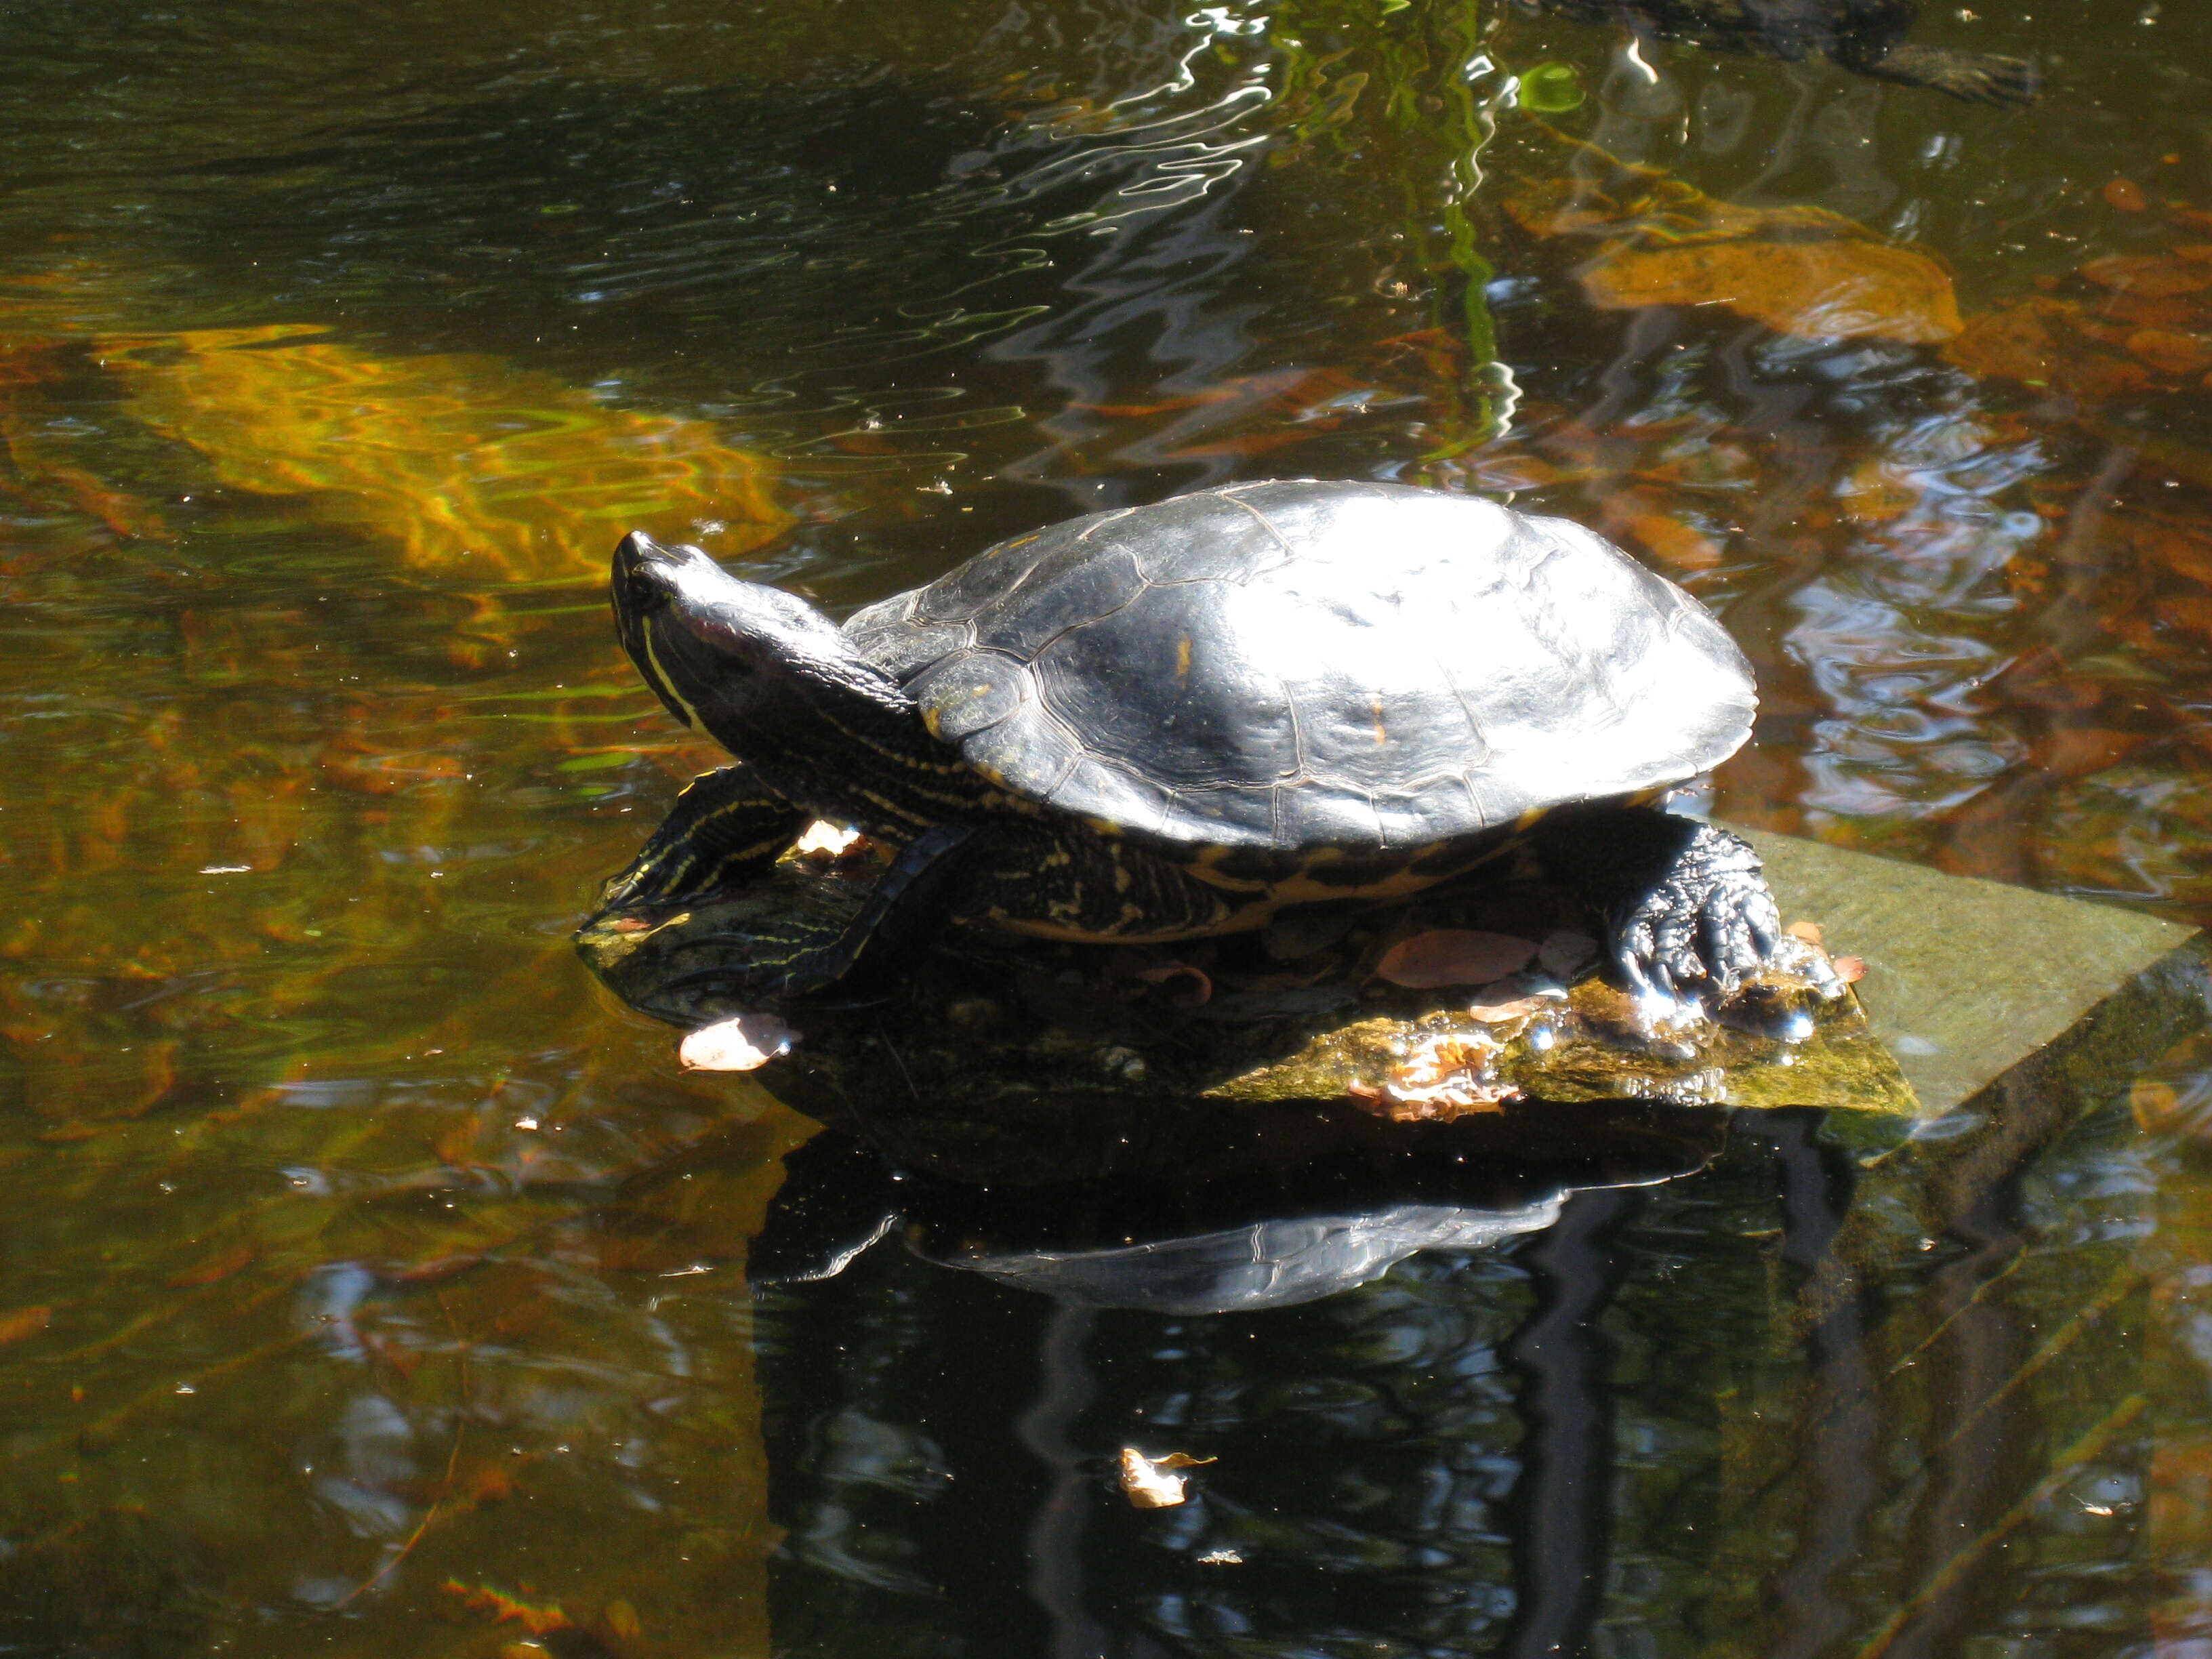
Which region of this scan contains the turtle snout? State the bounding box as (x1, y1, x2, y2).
(614, 529, 682, 586)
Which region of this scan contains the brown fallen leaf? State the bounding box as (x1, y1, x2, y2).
(1374, 929, 1538, 989)
(1119, 1448, 1215, 1509)
(0, 1307, 52, 1345)
(1837, 459, 1921, 524)
(442, 1579, 571, 1636)
(2127, 329, 2212, 376)
(1943, 298, 2071, 387)
(1134, 962, 1214, 1008)
(2103, 178, 2150, 213)
(1579, 237, 1962, 344)
(2132, 1076, 2184, 1133)
(678, 1012, 799, 1072)
(1465, 991, 1549, 1025)
(1832, 956, 1867, 984)
(1602, 493, 1725, 571)
(2035, 726, 2153, 779)
(2081, 255, 2212, 298)
(1785, 920, 1826, 948)
(1538, 928, 1599, 982)
(166, 1243, 255, 1289)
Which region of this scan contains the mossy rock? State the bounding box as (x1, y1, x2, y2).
(579, 850, 1912, 1182)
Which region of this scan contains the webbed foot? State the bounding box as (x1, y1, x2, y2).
(1854, 43, 2038, 104)
(658, 821, 978, 1005)
(592, 764, 804, 914)
(1536, 806, 1781, 1001)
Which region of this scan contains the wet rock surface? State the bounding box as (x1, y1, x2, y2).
(578, 838, 1912, 1181)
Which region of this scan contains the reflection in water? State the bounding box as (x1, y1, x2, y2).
(0, 0, 2206, 1649)
(1500, 1188, 1633, 1659)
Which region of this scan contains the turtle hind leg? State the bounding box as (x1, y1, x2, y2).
(1841, 41, 2037, 103)
(1534, 806, 1781, 999)
(592, 764, 807, 914)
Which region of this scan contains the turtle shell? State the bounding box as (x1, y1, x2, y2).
(842, 480, 1755, 853)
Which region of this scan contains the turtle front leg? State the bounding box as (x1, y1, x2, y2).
(592, 764, 807, 914)
(1534, 806, 1781, 999)
(655, 823, 978, 1002)
(1838, 41, 2037, 103)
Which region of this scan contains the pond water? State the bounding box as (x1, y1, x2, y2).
(4, 0, 2212, 1652)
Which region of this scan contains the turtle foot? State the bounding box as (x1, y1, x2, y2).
(1608, 822, 1782, 1001)
(1858, 43, 2038, 105)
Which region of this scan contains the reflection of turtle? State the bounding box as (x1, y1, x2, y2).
(605, 480, 1780, 1000)
(1521, 0, 2035, 102)
(748, 1124, 1718, 1313)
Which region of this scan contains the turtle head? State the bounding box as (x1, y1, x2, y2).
(612, 531, 924, 786)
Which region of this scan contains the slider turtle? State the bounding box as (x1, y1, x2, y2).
(600, 479, 1781, 1000)
(1521, 0, 2035, 103)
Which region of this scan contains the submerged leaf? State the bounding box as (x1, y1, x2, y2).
(1579, 238, 1961, 344)
(2081, 255, 2212, 298)
(0, 1307, 52, 1345)
(104, 325, 792, 584)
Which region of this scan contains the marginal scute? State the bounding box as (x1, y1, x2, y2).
(844, 480, 1756, 855)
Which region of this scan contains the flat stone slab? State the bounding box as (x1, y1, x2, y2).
(1746, 830, 2203, 1118)
(579, 822, 2205, 1178)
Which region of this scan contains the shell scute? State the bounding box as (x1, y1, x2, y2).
(846, 480, 1756, 853)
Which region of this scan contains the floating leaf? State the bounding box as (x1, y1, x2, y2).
(1516, 61, 1584, 112)
(1119, 1448, 1214, 1509)
(678, 1012, 799, 1072)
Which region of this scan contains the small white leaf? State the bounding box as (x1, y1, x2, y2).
(678, 1012, 799, 1071)
(1119, 1447, 1214, 1509)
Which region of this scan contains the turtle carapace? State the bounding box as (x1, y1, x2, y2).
(1520, 0, 2036, 103)
(600, 480, 1783, 1001)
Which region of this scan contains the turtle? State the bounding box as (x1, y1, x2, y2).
(1519, 0, 2036, 103)
(598, 479, 1782, 1002)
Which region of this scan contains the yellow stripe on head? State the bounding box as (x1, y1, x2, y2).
(641, 622, 710, 735)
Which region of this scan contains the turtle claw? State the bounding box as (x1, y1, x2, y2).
(1605, 821, 1782, 1001)
(1852, 43, 2039, 105)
